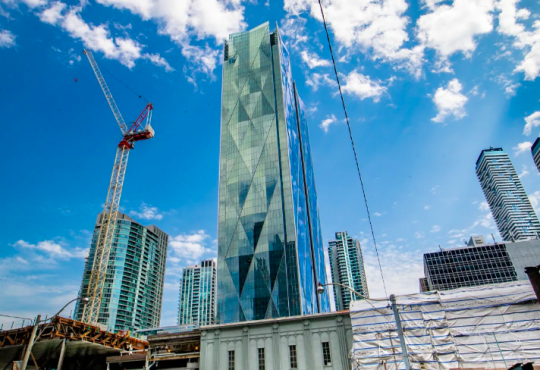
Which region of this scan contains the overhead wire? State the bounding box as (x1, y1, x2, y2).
(316, 0, 389, 298)
(99, 62, 151, 104)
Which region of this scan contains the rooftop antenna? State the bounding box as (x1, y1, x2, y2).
(491, 233, 496, 244)
(438, 245, 443, 252)
(463, 239, 467, 245)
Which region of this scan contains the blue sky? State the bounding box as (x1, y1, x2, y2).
(1, 0, 540, 327)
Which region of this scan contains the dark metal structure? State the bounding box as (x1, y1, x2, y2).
(0, 317, 147, 370)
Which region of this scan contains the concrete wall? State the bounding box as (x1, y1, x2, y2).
(200, 312, 353, 370)
(506, 239, 540, 280)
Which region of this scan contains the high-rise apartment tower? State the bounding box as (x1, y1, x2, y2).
(476, 147, 540, 241)
(217, 22, 330, 323)
(74, 212, 168, 332)
(178, 259, 217, 326)
(328, 231, 369, 310)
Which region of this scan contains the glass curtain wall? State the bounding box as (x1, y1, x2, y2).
(217, 22, 329, 324)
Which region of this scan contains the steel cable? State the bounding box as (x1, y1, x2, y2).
(316, 0, 388, 298)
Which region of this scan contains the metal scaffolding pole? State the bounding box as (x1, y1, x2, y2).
(390, 295, 411, 370)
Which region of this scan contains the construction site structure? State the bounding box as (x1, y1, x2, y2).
(81, 49, 155, 327)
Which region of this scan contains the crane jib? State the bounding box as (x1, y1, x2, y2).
(80, 49, 155, 327)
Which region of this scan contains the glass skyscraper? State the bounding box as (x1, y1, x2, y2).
(217, 22, 330, 323)
(74, 212, 168, 332)
(178, 259, 217, 326)
(476, 147, 540, 241)
(328, 231, 369, 310)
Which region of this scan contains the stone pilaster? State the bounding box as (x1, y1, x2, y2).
(272, 323, 280, 370)
(303, 320, 314, 370)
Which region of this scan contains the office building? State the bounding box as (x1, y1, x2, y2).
(217, 22, 330, 323)
(328, 231, 369, 310)
(74, 212, 168, 332)
(532, 137, 540, 173)
(423, 235, 540, 291)
(178, 259, 217, 326)
(419, 277, 429, 292)
(476, 147, 540, 241)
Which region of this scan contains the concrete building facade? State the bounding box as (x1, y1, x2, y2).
(476, 147, 540, 241)
(217, 22, 330, 324)
(199, 311, 353, 370)
(74, 212, 168, 332)
(423, 236, 540, 291)
(328, 231, 369, 310)
(178, 259, 217, 326)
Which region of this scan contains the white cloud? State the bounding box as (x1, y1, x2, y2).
(39, 4, 143, 68)
(300, 50, 331, 69)
(305, 72, 336, 91)
(479, 201, 490, 211)
(0, 29, 16, 48)
(280, 16, 308, 50)
(529, 191, 540, 212)
(415, 231, 424, 239)
(431, 78, 468, 123)
(180, 43, 219, 79)
(505, 83, 520, 96)
(341, 70, 386, 102)
(39, 1, 65, 24)
(496, 0, 540, 80)
(518, 165, 529, 178)
(94, 0, 245, 77)
(169, 230, 213, 261)
(430, 185, 439, 194)
(96, 0, 245, 43)
(143, 53, 174, 72)
(513, 141, 532, 156)
(14, 240, 88, 259)
(374, 212, 383, 217)
(430, 225, 441, 233)
(319, 114, 337, 133)
(283, 0, 424, 77)
(1, 0, 47, 8)
(364, 245, 424, 298)
(417, 0, 494, 70)
(424, 205, 431, 210)
(523, 111, 540, 136)
(130, 202, 163, 220)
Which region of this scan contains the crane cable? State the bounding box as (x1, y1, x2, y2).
(99, 62, 151, 104)
(317, 0, 388, 298)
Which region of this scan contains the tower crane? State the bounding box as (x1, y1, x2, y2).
(81, 49, 155, 326)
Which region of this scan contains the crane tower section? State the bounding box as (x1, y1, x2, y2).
(81, 49, 155, 327)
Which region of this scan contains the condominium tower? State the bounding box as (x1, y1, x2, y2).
(74, 212, 168, 332)
(532, 137, 540, 173)
(328, 231, 369, 310)
(178, 259, 217, 326)
(476, 147, 540, 241)
(217, 22, 330, 323)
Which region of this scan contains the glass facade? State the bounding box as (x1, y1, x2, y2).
(424, 244, 517, 291)
(178, 259, 217, 326)
(217, 22, 330, 323)
(74, 212, 168, 332)
(328, 231, 369, 310)
(476, 147, 540, 241)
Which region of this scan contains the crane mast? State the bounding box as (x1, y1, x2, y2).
(81, 50, 154, 327)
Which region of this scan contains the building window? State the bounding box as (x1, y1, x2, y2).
(322, 342, 332, 366)
(258, 348, 265, 370)
(229, 350, 235, 370)
(289, 345, 297, 369)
